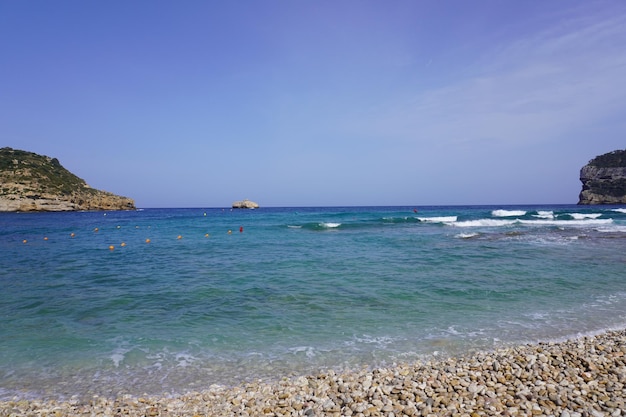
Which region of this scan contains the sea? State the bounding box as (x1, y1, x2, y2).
(1, 205, 626, 401)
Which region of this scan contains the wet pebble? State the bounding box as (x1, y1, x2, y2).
(2, 330, 626, 416)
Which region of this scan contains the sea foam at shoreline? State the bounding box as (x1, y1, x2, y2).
(2, 329, 625, 416)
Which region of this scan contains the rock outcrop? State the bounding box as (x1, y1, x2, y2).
(232, 199, 259, 209)
(578, 149, 626, 205)
(0, 147, 136, 212)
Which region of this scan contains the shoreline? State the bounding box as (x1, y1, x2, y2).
(2, 329, 625, 416)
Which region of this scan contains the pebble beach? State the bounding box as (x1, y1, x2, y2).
(2, 329, 625, 417)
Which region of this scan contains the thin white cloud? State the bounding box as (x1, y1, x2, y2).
(363, 4, 626, 149)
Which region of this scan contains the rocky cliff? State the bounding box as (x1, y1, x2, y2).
(578, 149, 626, 205)
(0, 147, 136, 212)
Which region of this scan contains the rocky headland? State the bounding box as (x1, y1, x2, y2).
(0, 147, 135, 212)
(579, 149, 626, 205)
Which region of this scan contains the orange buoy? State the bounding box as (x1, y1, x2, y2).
(121, 242, 126, 247)
(108, 245, 115, 250)
(23, 239, 27, 244)
(145, 238, 151, 243)
(94, 228, 99, 232)
(70, 233, 75, 238)
(177, 235, 182, 240)
(205, 233, 210, 238)
(44, 236, 48, 241)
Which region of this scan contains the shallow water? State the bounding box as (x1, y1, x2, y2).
(1, 205, 626, 400)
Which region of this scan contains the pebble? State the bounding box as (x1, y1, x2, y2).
(2, 330, 626, 416)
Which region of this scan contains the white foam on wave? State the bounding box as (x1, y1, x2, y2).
(452, 219, 517, 228)
(568, 213, 602, 220)
(455, 232, 480, 239)
(418, 216, 458, 223)
(110, 347, 129, 368)
(518, 219, 612, 227)
(287, 225, 302, 229)
(452, 218, 613, 228)
(612, 208, 626, 214)
(492, 209, 526, 217)
(533, 211, 554, 219)
(175, 352, 197, 368)
(320, 222, 341, 228)
(597, 225, 626, 233)
(288, 346, 316, 358)
(351, 334, 396, 347)
(446, 326, 460, 335)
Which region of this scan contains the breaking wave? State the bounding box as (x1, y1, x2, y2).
(492, 210, 526, 217)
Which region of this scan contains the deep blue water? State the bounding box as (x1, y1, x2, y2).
(1, 205, 626, 400)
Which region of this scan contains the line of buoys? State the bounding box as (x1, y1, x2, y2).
(106, 242, 128, 250)
(22, 228, 245, 248)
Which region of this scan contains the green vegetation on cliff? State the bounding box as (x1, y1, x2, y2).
(0, 147, 95, 196)
(0, 147, 135, 211)
(587, 149, 626, 168)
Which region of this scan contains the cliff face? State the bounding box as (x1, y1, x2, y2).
(578, 149, 626, 205)
(0, 147, 136, 212)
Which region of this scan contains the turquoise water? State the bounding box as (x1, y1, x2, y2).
(1, 205, 626, 400)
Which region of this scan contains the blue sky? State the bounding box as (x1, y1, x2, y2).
(2, 1, 625, 208)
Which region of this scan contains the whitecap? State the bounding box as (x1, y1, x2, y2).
(287, 225, 302, 229)
(492, 209, 526, 217)
(533, 211, 554, 219)
(418, 216, 458, 223)
(518, 219, 612, 227)
(452, 219, 517, 227)
(597, 225, 626, 233)
(455, 233, 480, 239)
(612, 208, 626, 214)
(320, 222, 341, 228)
(567, 213, 602, 220)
